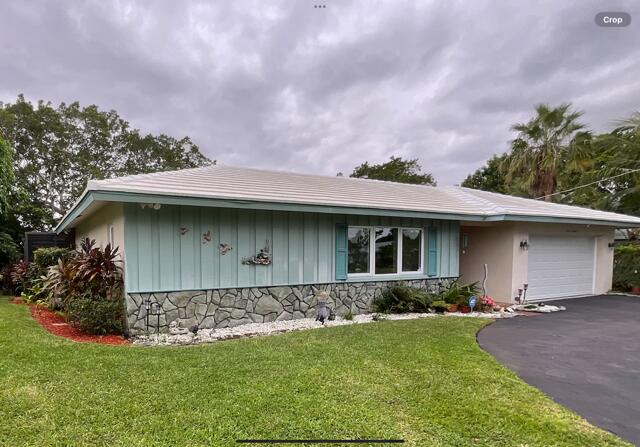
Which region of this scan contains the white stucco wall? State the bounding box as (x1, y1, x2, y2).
(459, 222, 616, 303)
(74, 202, 125, 259)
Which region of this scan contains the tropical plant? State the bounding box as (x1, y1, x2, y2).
(439, 281, 479, 306)
(9, 260, 29, 293)
(504, 103, 588, 201)
(373, 284, 435, 313)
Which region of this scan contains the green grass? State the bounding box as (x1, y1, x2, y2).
(0, 296, 628, 447)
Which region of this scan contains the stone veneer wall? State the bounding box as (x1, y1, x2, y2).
(125, 278, 456, 334)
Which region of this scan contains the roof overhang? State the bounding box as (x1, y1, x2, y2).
(55, 189, 640, 233)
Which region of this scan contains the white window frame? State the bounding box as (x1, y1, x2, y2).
(347, 226, 424, 278)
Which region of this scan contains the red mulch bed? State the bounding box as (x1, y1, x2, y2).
(11, 299, 128, 345)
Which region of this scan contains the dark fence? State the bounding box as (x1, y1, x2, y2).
(23, 231, 75, 263)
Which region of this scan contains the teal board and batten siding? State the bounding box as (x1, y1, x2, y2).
(123, 203, 460, 293)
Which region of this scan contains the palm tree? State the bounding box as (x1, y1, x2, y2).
(505, 103, 588, 201)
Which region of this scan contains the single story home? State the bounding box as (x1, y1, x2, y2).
(55, 165, 640, 333)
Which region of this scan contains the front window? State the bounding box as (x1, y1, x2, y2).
(402, 229, 422, 272)
(347, 226, 422, 276)
(375, 228, 398, 274)
(348, 227, 370, 274)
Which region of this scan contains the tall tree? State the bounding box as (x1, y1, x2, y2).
(505, 103, 587, 201)
(0, 137, 19, 266)
(560, 112, 640, 215)
(0, 95, 212, 230)
(0, 137, 12, 217)
(461, 154, 510, 194)
(350, 156, 436, 185)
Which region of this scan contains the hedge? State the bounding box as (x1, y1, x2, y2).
(613, 243, 640, 291)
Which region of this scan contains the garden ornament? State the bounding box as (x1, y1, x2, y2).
(315, 291, 331, 324)
(468, 295, 477, 312)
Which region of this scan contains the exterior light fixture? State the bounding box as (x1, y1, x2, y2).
(608, 242, 616, 248)
(519, 240, 529, 250)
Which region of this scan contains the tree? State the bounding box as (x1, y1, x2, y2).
(461, 154, 509, 194)
(505, 103, 588, 201)
(0, 137, 19, 267)
(349, 156, 436, 185)
(0, 95, 212, 230)
(559, 112, 640, 215)
(0, 137, 13, 217)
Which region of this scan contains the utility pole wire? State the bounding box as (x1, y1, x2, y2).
(535, 167, 640, 200)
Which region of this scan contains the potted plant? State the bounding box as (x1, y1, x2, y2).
(632, 283, 640, 295)
(431, 300, 449, 314)
(448, 303, 459, 313)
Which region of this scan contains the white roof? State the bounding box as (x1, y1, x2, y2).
(70, 164, 640, 227)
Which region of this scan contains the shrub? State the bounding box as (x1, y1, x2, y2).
(32, 247, 72, 275)
(439, 281, 480, 306)
(613, 243, 640, 291)
(431, 300, 449, 313)
(0, 232, 20, 268)
(373, 284, 435, 313)
(9, 260, 30, 294)
(66, 296, 124, 335)
(344, 311, 354, 321)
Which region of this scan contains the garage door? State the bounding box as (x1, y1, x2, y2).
(527, 235, 595, 300)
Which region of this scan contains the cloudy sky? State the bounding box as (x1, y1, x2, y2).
(1, 1, 639, 184)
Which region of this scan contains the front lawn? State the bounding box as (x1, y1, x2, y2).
(0, 297, 628, 446)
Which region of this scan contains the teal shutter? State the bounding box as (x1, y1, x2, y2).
(335, 223, 348, 281)
(427, 227, 438, 277)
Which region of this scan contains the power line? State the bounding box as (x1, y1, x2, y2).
(535, 167, 640, 200)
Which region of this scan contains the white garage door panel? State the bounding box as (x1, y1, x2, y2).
(527, 235, 595, 300)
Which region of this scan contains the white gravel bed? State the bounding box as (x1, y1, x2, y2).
(133, 310, 513, 346)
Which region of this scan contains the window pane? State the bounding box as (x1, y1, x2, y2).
(375, 228, 398, 274)
(348, 227, 370, 274)
(402, 229, 422, 272)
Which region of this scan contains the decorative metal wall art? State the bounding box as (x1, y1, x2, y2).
(202, 230, 212, 244)
(180, 227, 190, 236)
(241, 240, 272, 265)
(219, 243, 232, 255)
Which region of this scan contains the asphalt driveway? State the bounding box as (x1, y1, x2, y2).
(478, 295, 640, 445)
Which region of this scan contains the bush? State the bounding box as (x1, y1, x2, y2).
(0, 232, 20, 268)
(439, 281, 480, 306)
(32, 247, 72, 275)
(431, 300, 449, 313)
(66, 297, 124, 335)
(373, 284, 435, 313)
(613, 243, 640, 291)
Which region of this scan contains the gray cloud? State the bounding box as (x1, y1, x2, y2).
(1, 0, 639, 184)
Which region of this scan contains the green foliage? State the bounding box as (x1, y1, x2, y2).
(506, 103, 587, 201)
(0, 95, 212, 232)
(431, 300, 449, 313)
(613, 243, 640, 291)
(344, 310, 354, 321)
(439, 281, 480, 306)
(373, 284, 435, 313)
(462, 154, 510, 194)
(66, 296, 124, 335)
(0, 137, 14, 218)
(0, 231, 19, 268)
(32, 247, 72, 275)
(350, 156, 436, 185)
(44, 238, 123, 310)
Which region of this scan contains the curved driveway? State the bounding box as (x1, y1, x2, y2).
(478, 295, 640, 445)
